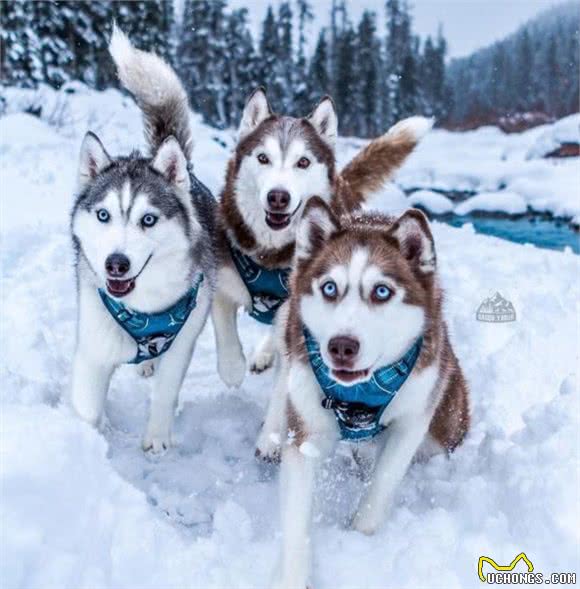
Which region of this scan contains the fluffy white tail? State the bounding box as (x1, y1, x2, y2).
(109, 24, 193, 159)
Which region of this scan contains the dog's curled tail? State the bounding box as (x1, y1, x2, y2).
(109, 24, 192, 160)
(339, 116, 433, 211)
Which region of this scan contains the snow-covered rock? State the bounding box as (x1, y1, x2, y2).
(526, 113, 580, 159)
(407, 189, 454, 214)
(455, 191, 527, 216)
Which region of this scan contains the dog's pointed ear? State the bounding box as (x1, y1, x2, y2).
(307, 96, 338, 148)
(389, 209, 436, 274)
(78, 132, 111, 189)
(239, 87, 271, 140)
(151, 136, 190, 191)
(296, 196, 340, 261)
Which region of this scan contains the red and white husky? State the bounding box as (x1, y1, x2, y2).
(271, 198, 470, 589)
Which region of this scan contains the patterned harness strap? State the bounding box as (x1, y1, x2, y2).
(229, 244, 291, 325)
(303, 328, 423, 441)
(98, 273, 204, 364)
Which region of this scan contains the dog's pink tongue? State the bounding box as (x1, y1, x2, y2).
(107, 278, 135, 297)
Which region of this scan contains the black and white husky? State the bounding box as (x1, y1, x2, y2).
(70, 27, 216, 452)
(212, 88, 432, 457)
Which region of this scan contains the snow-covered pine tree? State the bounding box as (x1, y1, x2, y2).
(277, 1, 294, 112)
(34, 0, 77, 89)
(224, 7, 257, 126)
(355, 11, 382, 137)
(308, 28, 331, 105)
(179, 0, 228, 127)
(293, 0, 314, 115)
(259, 5, 284, 111)
(0, 0, 42, 87)
(334, 18, 357, 135)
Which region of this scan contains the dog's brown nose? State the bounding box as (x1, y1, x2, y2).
(105, 253, 131, 277)
(267, 189, 290, 211)
(328, 336, 360, 366)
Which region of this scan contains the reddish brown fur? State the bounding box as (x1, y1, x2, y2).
(284, 203, 470, 452)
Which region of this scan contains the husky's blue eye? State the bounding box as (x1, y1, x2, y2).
(141, 214, 158, 228)
(96, 209, 110, 223)
(373, 284, 392, 302)
(321, 280, 338, 299)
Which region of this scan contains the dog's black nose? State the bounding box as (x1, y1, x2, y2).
(105, 253, 131, 277)
(267, 189, 290, 211)
(328, 336, 360, 366)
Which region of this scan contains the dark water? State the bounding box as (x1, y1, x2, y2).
(440, 214, 580, 254)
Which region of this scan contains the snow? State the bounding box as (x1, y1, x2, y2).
(527, 113, 580, 159)
(382, 121, 580, 219)
(454, 191, 527, 216)
(1, 85, 579, 588)
(407, 189, 454, 214)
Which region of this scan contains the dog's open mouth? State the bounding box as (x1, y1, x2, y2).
(331, 368, 371, 384)
(106, 278, 135, 297)
(265, 211, 292, 230)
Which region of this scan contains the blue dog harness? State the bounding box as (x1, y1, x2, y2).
(98, 273, 204, 364)
(229, 245, 291, 325)
(303, 329, 423, 440)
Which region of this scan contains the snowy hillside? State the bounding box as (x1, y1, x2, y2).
(1, 86, 579, 589)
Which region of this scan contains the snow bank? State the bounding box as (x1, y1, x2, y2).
(527, 113, 580, 159)
(369, 119, 580, 219)
(407, 189, 454, 214)
(455, 191, 527, 216)
(1, 84, 579, 588)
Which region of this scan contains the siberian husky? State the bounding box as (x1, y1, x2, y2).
(70, 27, 216, 452)
(212, 87, 432, 398)
(272, 198, 470, 588)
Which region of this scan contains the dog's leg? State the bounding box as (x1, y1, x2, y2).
(212, 291, 247, 387)
(71, 351, 114, 427)
(249, 329, 276, 374)
(143, 293, 210, 453)
(352, 415, 430, 535)
(273, 362, 337, 589)
(256, 358, 288, 462)
(136, 358, 157, 378)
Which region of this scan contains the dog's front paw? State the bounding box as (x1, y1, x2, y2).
(255, 429, 281, 463)
(218, 347, 247, 388)
(249, 347, 275, 374)
(136, 360, 155, 378)
(351, 506, 385, 536)
(142, 427, 171, 454)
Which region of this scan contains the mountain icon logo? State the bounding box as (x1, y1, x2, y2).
(476, 292, 516, 322)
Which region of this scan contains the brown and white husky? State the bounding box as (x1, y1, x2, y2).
(270, 198, 470, 589)
(211, 88, 433, 399)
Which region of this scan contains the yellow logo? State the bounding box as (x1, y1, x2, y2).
(478, 552, 534, 582)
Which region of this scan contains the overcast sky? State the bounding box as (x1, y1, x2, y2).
(226, 0, 563, 58)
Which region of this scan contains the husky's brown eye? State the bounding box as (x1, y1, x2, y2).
(297, 157, 311, 169)
(257, 153, 270, 165)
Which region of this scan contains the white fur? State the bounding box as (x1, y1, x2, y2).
(387, 115, 434, 142)
(211, 265, 250, 387)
